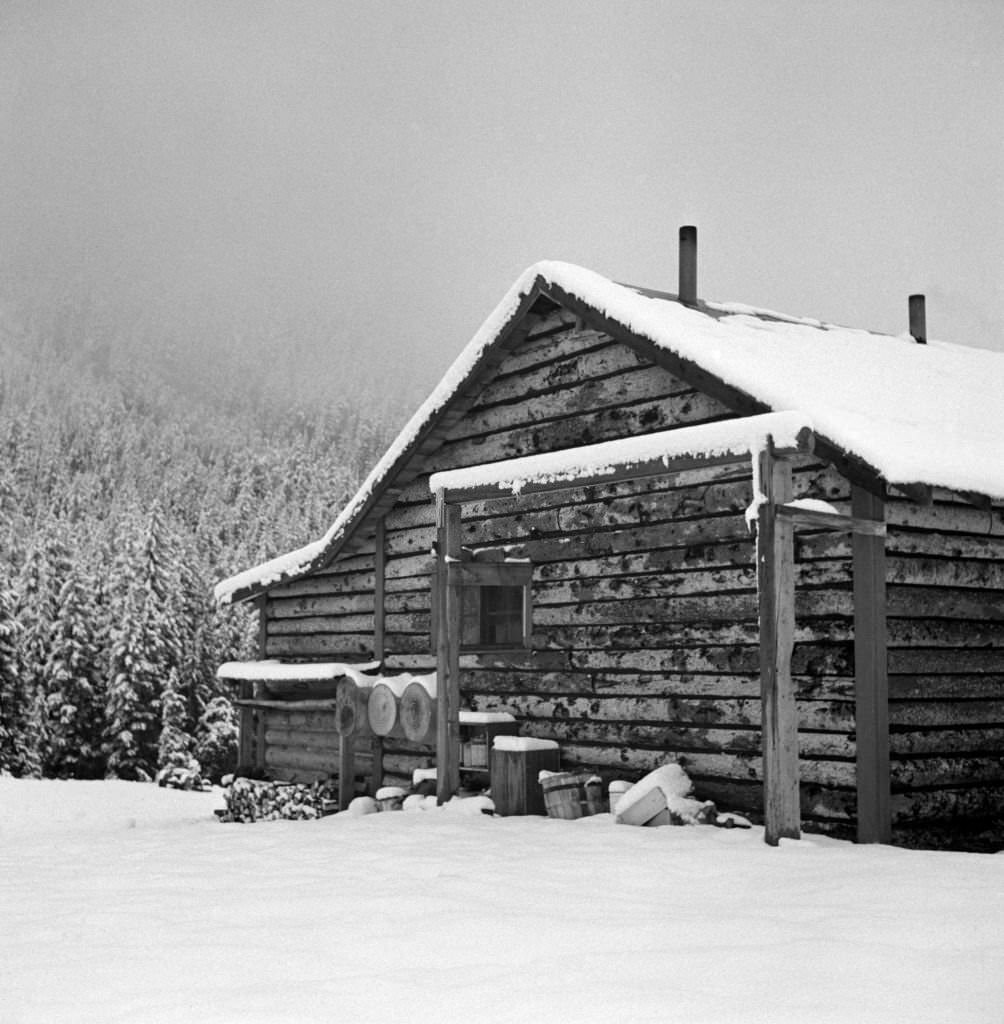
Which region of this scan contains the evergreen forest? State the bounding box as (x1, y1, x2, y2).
(0, 289, 409, 783)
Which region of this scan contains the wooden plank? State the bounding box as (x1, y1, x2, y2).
(374, 517, 386, 664)
(234, 698, 340, 710)
(435, 496, 462, 803)
(776, 504, 886, 536)
(439, 451, 756, 505)
(268, 593, 376, 618)
(852, 484, 891, 844)
(339, 732, 355, 810)
(237, 681, 254, 768)
(757, 448, 800, 844)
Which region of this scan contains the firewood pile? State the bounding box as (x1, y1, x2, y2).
(219, 777, 339, 823)
(156, 765, 213, 791)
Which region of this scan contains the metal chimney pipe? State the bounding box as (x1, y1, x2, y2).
(679, 225, 697, 305)
(908, 294, 927, 345)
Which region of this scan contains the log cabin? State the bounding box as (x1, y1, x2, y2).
(216, 228, 1004, 850)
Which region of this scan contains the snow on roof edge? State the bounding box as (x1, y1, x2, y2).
(216, 259, 1004, 607)
(428, 412, 813, 496)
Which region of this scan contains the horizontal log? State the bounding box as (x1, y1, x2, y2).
(887, 674, 1004, 700)
(534, 620, 853, 652)
(468, 340, 653, 409)
(886, 530, 1004, 561)
(533, 541, 755, 583)
(887, 618, 1004, 648)
(266, 635, 374, 659)
(515, 717, 853, 759)
(429, 399, 734, 480)
(456, 369, 696, 442)
(264, 727, 339, 747)
(888, 700, 1004, 728)
(534, 594, 760, 626)
(534, 740, 854, 788)
(885, 502, 1004, 537)
(383, 634, 434, 656)
(534, 567, 757, 605)
(890, 785, 1004, 823)
(460, 668, 856, 702)
(235, 698, 339, 710)
(259, 708, 338, 730)
(266, 570, 377, 599)
(460, 515, 753, 566)
(264, 746, 340, 773)
(467, 692, 854, 732)
(261, 679, 342, 700)
(887, 556, 1004, 590)
(885, 585, 1004, 620)
(268, 594, 375, 619)
(267, 613, 375, 635)
(450, 385, 730, 457)
(565, 644, 853, 677)
(887, 648, 1004, 674)
(889, 726, 1004, 756)
(890, 755, 1004, 788)
(385, 554, 436, 586)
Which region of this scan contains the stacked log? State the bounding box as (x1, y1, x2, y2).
(400, 679, 437, 745)
(335, 678, 372, 737)
(219, 777, 339, 823)
(367, 677, 416, 737)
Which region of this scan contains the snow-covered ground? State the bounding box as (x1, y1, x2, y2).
(1, 779, 1000, 1024)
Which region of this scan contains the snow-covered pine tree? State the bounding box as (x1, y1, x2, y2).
(157, 666, 199, 775)
(0, 577, 29, 774)
(104, 507, 182, 781)
(194, 695, 238, 783)
(13, 535, 64, 776)
(42, 562, 106, 778)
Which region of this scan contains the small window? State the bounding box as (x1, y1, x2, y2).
(438, 559, 532, 652)
(462, 584, 526, 648)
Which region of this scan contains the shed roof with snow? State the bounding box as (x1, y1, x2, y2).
(215, 260, 1004, 606)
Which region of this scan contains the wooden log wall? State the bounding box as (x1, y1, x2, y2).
(882, 491, 1004, 849)
(255, 321, 858, 822)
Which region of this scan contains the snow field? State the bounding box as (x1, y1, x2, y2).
(0, 779, 1000, 1024)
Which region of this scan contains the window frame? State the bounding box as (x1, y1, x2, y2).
(444, 560, 533, 654)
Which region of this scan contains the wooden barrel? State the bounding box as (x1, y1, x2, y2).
(335, 679, 371, 737)
(399, 682, 436, 745)
(541, 771, 603, 820)
(367, 681, 402, 737)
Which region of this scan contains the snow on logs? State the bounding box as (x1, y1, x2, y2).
(399, 676, 437, 745)
(335, 677, 372, 737)
(334, 672, 438, 743)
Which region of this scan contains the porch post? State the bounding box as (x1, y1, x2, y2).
(756, 445, 800, 844)
(852, 484, 891, 842)
(435, 492, 462, 804)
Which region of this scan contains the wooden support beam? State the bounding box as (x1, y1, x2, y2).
(756, 447, 800, 845)
(371, 518, 386, 795)
(339, 733, 355, 811)
(852, 484, 891, 843)
(256, 596, 268, 658)
(237, 681, 254, 768)
(775, 504, 886, 536)
(435, 494, 463, 804)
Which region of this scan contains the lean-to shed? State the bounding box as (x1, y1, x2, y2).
(216, 230, 1004, 850)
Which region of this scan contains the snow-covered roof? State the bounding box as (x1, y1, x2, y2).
(215, 660, 380, 683)
(216, 260, 1004, 606)
(428, 412, 814, 497)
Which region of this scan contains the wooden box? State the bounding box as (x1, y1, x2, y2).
(489, 739, 560, 816)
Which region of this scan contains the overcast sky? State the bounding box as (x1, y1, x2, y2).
(2, 0, 1001, 397)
